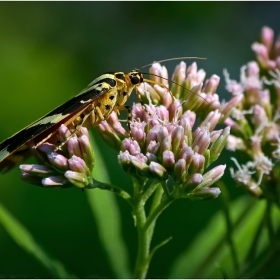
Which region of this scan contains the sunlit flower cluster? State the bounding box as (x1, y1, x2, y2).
(98, 62, 236, 200)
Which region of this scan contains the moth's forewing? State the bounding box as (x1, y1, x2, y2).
(0, 105, 91, 173)
(0, 80, 113, 173)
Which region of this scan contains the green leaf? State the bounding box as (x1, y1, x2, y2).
(87, 133, 131, 278)
(168, 196, 278, 278)
(0, 202, 75, 278)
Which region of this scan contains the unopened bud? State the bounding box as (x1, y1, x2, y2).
(188, 187, 221, 201)
(149, 162, 169, 180)
(64, 171, 90, 188)
(47, 152, 68, 171)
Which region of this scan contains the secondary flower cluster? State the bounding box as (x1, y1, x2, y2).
(20, 125, 94, 188)
(98, 62, 235, 200)
(225, 26, 280, 203)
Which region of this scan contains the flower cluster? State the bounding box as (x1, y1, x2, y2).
(225, 26, 280, 203)
(20, 125, 95, 188)
(98, 62, 235, 200)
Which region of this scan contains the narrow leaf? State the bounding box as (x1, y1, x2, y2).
(0, 202, 75, 278)
(86, 133, 131, 278)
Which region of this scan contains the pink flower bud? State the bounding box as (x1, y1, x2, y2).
(58, 124, 71, 143)
(132, 103, 146, 121)
(261, 26, 274, 50)
(149, 162, 168, 180)
(146, 125, 161, 143)
(68, 155, 90, 176)
(47, 152, 69, 171)
(79, 134, 95, 170)
(188, 187, 221, 200)
(162, 150, 175, 170)
(192, 127, 211, 154)
(20, 164, 54, 176)
(189, 153, 205, 174)
(155, 105, 170, 121)
(131, 156, 150, 176)
(203, 75, 220, 94)
(150, 63, 169, 87)
(64, 171, 89, 188)
(38, 143, 56, 155)
(220, 94, 243, 122)
(183, 173, 204, 193)
(161, 135, 172, 152)
(153, 85, 173, 107)
(121, 139, 141, 155)
(252, 42, 270, 69)
(253, 105, 268, 128)
(202, 165, 226, 188)
(157, 127, 169, 143)
(131, 122, 146, 145)
(147, 140, 159, 154)
(171, 126, 184, 155)
(179, 146, 194, 165)
(67, 136, 82, 158)
(247, 61, 260, 77)
(200, 110, 221, 132)
(42, 176, 70, 187)
(171, 61, 187, 98)
(173, 159, 186, 182)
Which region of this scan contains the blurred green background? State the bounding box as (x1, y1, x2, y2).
(0, 2, 280, 278)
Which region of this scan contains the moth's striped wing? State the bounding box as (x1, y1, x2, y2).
(0, 76, 117, 172)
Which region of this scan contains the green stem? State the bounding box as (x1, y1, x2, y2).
(147, 184, 164, 245)
(133, 178, 148, 279)
(88, 178, 133, 206)
(144, 193, 174, 232)
(133, 181, 173, 278)
(161, 180, 172, 198)
(142, 181, 160, 204)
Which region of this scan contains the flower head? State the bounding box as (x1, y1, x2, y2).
(99, 61, 231, 200)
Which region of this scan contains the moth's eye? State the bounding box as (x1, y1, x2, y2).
(130, 75, 140, 85)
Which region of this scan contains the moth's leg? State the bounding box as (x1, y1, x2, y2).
(55, 106, 97, 151)
(135, 86, 153, 118)
(114, 105, 132, 137)
(94, 106, 105, 122)
(135, 87, 149, 111)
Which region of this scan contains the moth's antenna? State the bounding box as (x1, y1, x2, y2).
(139, 56, 207, 70)
(140, 71, 211, 106)
(141, 72, 185, 90)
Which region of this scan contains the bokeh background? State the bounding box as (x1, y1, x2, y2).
(0, 2, 280, 278)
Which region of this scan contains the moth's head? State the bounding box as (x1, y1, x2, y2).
(128, 70, 144, 86)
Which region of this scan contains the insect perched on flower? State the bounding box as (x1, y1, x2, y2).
(0, 57, 207, 173)
(0, 57, 238, 193)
